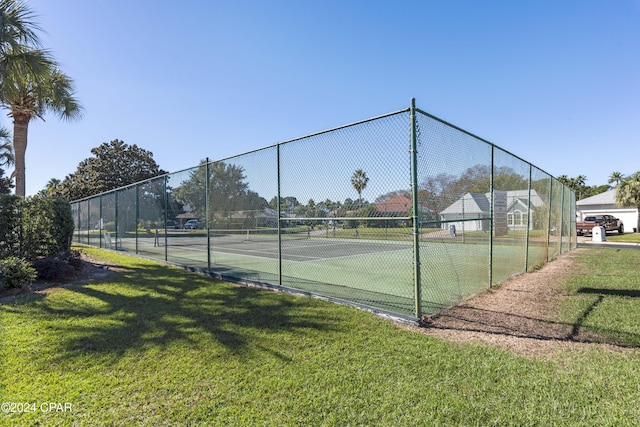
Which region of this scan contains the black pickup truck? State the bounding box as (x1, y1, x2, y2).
(576, 214, 624, 235)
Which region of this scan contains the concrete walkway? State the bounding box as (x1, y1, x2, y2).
(577, 234, 640, 249)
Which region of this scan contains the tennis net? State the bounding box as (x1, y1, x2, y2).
(210, 227, 310, 244)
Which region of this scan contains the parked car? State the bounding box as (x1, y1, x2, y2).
(576, 214, 623, 235)
(165, 220, 179, 229)
(183, 219, 203, 230)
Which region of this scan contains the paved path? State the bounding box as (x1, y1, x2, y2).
(577, 235, 640, 249)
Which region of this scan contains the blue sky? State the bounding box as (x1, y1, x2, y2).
(9, 0, 640, 197)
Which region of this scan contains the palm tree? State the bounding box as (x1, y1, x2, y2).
(0, 0, 52, 92)
(44, 177, 60, 195)
(572, 175, 587, 200)
(0, 0, 42, 49)
(351, 169, 369, 208)
(608, 171, 624, 188)
(0, 63, 82, 196)
(0, 126, 13, 167)
(616, 172, 640, 233)
(0, 0, 65, 197)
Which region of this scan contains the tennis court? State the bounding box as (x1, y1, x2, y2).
(164, 230, 412, 261)
(71, 101, 576, 319)
(109, 230, 548, 317)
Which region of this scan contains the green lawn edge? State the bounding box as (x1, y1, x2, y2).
(1, 246, 640, 426)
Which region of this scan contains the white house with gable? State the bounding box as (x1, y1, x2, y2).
(439, 189, 545, 232)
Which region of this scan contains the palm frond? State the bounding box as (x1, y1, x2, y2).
(0, 0, 44, 50)
(0, 128, 14, 166)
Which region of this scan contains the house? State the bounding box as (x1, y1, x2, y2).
(577, 189, 638, 233)
(226, 207, 279, 228)
(374, 195, 433, 225)
(375, 195, 412, 215)
(175, 211, 199, 228)
(439, 189, 545, 232)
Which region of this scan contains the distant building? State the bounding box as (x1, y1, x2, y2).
(374, 195, 433, 225)
(439, 190, 544, 232)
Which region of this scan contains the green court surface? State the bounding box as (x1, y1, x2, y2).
(111, 235, 549, 317)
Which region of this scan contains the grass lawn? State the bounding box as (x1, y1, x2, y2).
(2, 246, 640, 426)
(602, 232, 640, 243)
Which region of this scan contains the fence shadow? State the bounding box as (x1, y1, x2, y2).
(577, 287, 640, 298)
(423, 296, 640, 349)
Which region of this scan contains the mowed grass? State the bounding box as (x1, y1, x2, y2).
(560, 247, 640, 347)
(2, 247, 640, 426)
(602, 232, 640, 243)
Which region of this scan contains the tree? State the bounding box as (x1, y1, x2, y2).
(608, 171, 624, 188)
(0, 127, 13, 193)
(572, 175, 587, 200)
(1, 62, 82, 197)
(0, 0, 53, 84)
(0, 126, 13, 167)
(582, 184, 609, 199)
(616, 172, 640, 233)
(343, 198, 356, 211)
(351, 169, 369, 207)
(36, 177, 61, 196)
(557, 174, 590, 200)
(269, 195, 301, 213)
(172, 160, 267, 228)
(419, 165, 527, 214)
(58, 139, 167, 200)
(0, 0, 76, 197)
(0, 167, 11, 193)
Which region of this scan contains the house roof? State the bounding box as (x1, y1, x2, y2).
(375, 195, 411, 213)
(577, 188, 617, 206)
(375, 195, 431, 213)
(440, 192, 490, 215)
(176, 212, 199, 219)
(229, 208, 278, 219)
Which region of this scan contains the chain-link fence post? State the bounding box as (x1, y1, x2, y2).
(206, 159, 211, 271)
(163, 175, 168, 261)
(277, 143, 283, 287)
(410, 98, 422, 317)
(114, 191, 119, 248)
(559, 185, 565, 253)
(525, 165, 532, 271)
(97, 195, 101, 247)
(546, 179, 553, 261)
(489, 146, 494, 287)
(135, 184, 139, 254)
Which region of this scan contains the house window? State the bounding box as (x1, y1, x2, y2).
(514, 211, 521, 225)
(508, 213, 514, 226)
(522, 213, 528, 226)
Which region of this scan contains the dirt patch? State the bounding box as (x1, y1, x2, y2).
(403, 248, 633, 357)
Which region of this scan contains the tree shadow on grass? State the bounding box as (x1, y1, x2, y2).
(576, 287, 640, 298)
(424, 289, 640, 349)
(7, 262, 342, 364)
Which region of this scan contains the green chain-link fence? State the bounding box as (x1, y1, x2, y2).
(70, 99, 576, 320)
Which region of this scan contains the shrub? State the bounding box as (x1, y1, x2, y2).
(22, 196, 75, 260)
(32, 250, 83, 281)
(0, 195, 23, 259)
(0, 256, 37, 289)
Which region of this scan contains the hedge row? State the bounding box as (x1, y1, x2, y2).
(0, 195, 74, 261)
